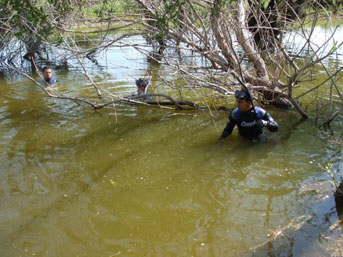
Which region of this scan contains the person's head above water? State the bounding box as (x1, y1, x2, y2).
(43, 66, 53, 81)
(234, 89, 253, 112)
(135, 78, 149, 95)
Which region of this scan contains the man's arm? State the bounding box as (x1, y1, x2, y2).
(262, 112, 278, 132)
(218, 114, 236, 142)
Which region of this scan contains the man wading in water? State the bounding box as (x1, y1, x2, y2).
(218, 88, 278, 143)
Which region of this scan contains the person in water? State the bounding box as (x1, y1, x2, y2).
(43, 66, 57, 85)
(134, 78, 150, 96)
(218, 89, 278, 142)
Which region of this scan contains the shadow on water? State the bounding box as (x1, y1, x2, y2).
(240, 191, 342, 257)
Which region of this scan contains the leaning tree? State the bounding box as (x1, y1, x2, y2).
(132, 0, 343, 118)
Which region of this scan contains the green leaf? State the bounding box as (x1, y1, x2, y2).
(262, 0, 271, 9)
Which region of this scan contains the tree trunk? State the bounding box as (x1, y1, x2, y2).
(335, 181, 343, 220)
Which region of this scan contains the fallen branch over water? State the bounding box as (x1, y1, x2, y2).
(95, 93, 233, 111)
(319, 111, 340, 129)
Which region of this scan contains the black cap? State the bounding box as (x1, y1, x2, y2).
(136, 78, 149, 88)
(234, 90, 251, 101)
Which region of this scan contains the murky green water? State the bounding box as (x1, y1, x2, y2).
(1, 33, 343, 257)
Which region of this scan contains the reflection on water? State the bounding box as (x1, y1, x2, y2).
(1, 35, 343, 257)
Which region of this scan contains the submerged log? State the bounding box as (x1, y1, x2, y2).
(95, 93, 233, 111)
(240, 215, 312, 257)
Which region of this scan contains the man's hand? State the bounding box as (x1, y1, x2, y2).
(217, 137, 225, 145)
(256, 119, 268, 129)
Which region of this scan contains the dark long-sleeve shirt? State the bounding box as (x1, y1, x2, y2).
(220, 106, 278, 139)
